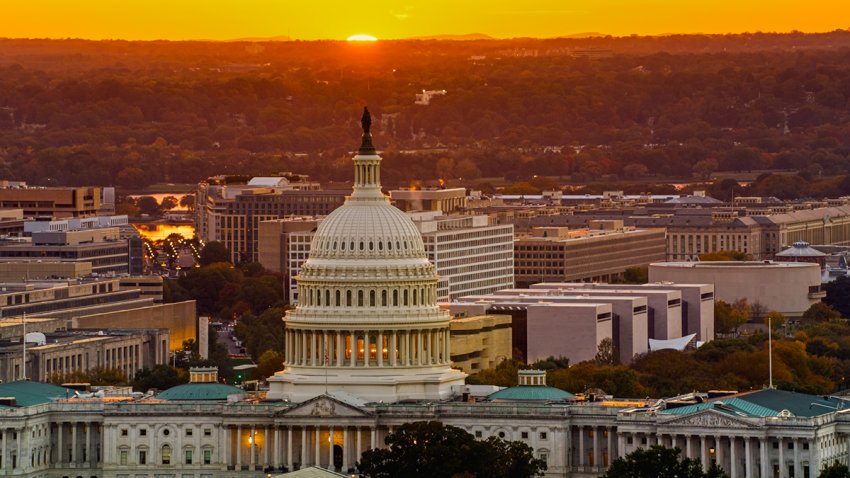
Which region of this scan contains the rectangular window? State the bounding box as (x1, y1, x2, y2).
(162, 447, 171, 465)
(121, 429, 128, 436)
(139, 429, 147, 436)
(139, 450, 147, 465)
(540, 432, 548, 440)
(186, 429, 193, 437)
(185, 450, 192, 465)
(203, 449, 212, 465)
(521, 432, 529, 439)
(204, 429, 212, 437)
(474, 431, 482, 438)
(120, 450, 128, 465)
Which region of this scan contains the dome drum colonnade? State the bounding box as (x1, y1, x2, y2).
(268, 109, 466, 403)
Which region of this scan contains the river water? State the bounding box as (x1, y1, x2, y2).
(134, 223, 196, 242)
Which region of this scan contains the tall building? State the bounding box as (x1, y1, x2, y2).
(194, 175, 346, 263)
(267, 115, 466, 403)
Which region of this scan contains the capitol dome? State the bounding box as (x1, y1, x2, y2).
(267, 108, 466, 403)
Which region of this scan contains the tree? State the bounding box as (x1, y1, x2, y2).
(765, 310, 786, 334)
(255, 350, 284, 380)
(803, 303, 842, 322)
(595, 337, 617, 365)
(699, 250, 753, 261)
(133, 364, 187, 392)
(715, 299, 751, 335)
(179, 194, 195, 211)
(819, 462, 850, 478)
(357, 421, 546, 478)
(603, 445, 727, 478)
(160, 195, 179, 210)
(198, 241, 232, 266)
(465, 359, 520, 387)
(136, 196, 161, 216)
(824, 275, 850, 319)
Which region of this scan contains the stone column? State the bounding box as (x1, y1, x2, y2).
(364, 334, 371, 367)
(578, 427, 585, 467)
(337, 333, 344, 367)
(16, 427, 23, 471)
(811, 436, 821, 474)
(444, 329, 450, 363)
(342, 427, 349, 471)
(274, 426, 281, 469)
(221, 425, 229, 469)
(356, 427, 363, 461)
(56, 423, 63, 466)
(607, 427, 614, 466)
(759, 438, 768, 478)
(617, 434, 625, 464)
(311, 332, 318, 366)
(314, 426, 321, 467)
(593, 427, 600, 468)
(370, 427, 377, 449)
(236, 425, 242, 469)
(350, 332, 356, 367)
(1, 428, 6, 471)
(777, 437, 784, 478)
(700, 435, 708, 470)
(730, 437, 738, 478)
(390, 332, 398, 366)
(71, 423, 78, 464)
(685, 435, 693, 459)
(301, 426, 307, 468)
(744, 437, 752, 478)
(328, 426, 335, 470)
(287, 426, 294, 471)
(377, 332, 384, 367)
(417, 331, 424, 366)
(263, 427, 270, 469)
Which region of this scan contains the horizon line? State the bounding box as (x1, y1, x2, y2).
(1, 27, 847, 43)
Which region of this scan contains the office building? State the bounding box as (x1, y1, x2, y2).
(514, 221, 667, 286)
(0, 185, 102, 218)
(195, 175, 346, 263)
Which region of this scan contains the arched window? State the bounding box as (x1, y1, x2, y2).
(336, 290, 341, 307)
(161, 445, 172, 465)
(347, 290, 352, 307)
(370, 290, 376, 307)
(388, 241, 393, 250)
(378, 241, 383, 251)
(403, 289, 409, 306)
(413, 289, 418, 306)
(341, 241, 345, 251)
(358, 290, 364, 307)
(360, 241, 364, 251)
(393, 290, 398, 306)
(381, 290, 387, 306)
(369, 241, 374, 251)
(325, 290, 330, 306)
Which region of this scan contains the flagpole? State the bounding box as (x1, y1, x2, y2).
(21, 311, 26, 381)
(768, 315, 773, 389)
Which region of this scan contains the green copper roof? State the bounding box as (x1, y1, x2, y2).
(663, 397, 779, 417)
(662, 389, 850, 418)
(0, 381, 74, 407)
(739, 388, 850, 417)
(157, 383, 247, 401)
(488, 385, 575, 402)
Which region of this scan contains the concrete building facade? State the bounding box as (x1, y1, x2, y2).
(448, 313, 512, 373)
(649, 261, 824, 317)
(514, 222, 666, 286)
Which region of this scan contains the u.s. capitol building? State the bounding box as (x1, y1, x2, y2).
(1, 116, 847, 478)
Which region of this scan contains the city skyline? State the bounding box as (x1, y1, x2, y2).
(1, 0, 847, 41)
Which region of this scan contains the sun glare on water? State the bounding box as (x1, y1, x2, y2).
(347, 34, 378, 42)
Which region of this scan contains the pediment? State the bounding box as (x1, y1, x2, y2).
(281, 394, 372, 418)
(661, 409, 758, 429)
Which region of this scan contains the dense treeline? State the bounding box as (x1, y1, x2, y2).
(2, 35, 850, 188)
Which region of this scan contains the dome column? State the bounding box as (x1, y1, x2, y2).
(364, 333, 370, 368)
(377, 331, 384, 367)
(390, 332, 398, 366)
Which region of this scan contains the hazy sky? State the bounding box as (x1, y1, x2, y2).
(3, 0, 848, 41)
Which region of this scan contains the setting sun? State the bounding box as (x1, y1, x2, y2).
(346, 34, 378, 42)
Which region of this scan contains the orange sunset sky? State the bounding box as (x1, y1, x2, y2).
(2, 0, 848, 41)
